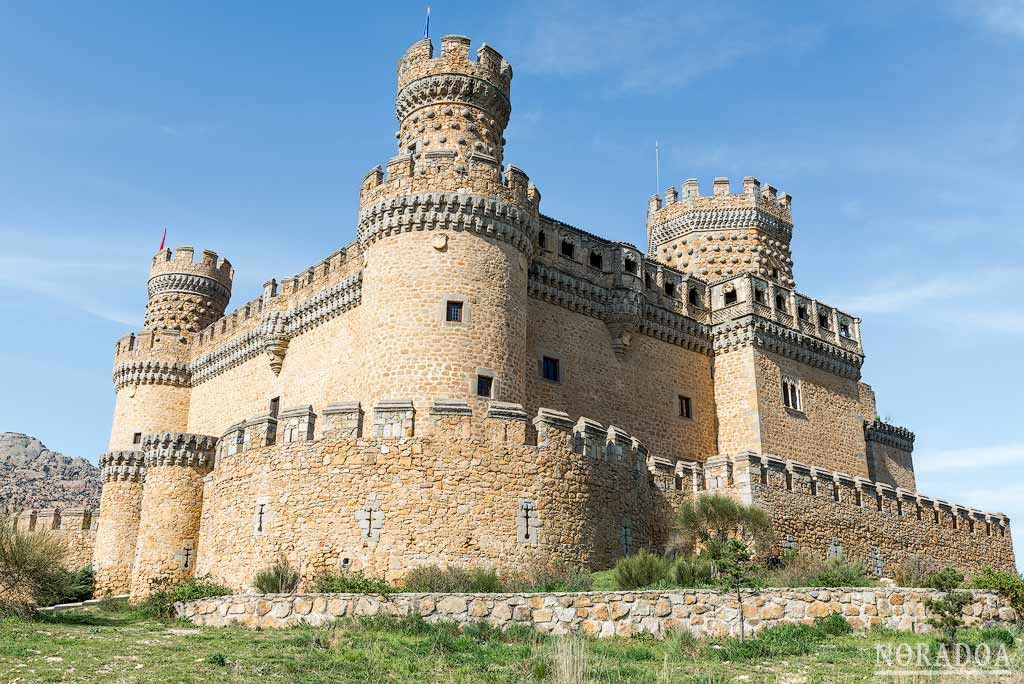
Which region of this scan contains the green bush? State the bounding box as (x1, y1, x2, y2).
(814, 612, 853, 636)
(810, 558, 875, 588)
(893, 554, 941, 587)
(924, 567, 965, 591)
(402, 565, 473, 592)
(504, 563, 594, 593)
(311, 571, 393, 594)
(0, 515, 80, 614)
(671, 495, 773, 557)
(969, 567, 1024, 616)
(138, 576, 232, 619)
(465, 567, 504, 593)
(709, 623, 825, 660)
(613, 550, 671, 590)
(670, 555, 717, 588)
(55, 565, 94, 604)
(253, 556, 301, 594)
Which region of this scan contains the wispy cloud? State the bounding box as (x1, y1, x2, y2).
(829, 267, 1024, 316)
(159, 122, 223, 138)
(506, 1, 825, 96)
(917, 443, 1024, 473)
(952, 0, 1024, 39)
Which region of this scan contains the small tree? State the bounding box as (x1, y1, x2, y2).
(925, 568, 971, 645)
(670, 495, 772, 557)
(715, 539, 761, 643)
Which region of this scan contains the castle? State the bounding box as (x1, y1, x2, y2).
(24, 35, 1009, 599)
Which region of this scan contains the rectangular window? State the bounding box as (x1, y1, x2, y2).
(754, 288, 766, 304)
(132, 432, 142, 445)
(446, 300, 464, 322)
(678, 395, 693, 419)
(818, 312, 830, 329)
(798, 305, 809, 321)
(560, 240, 575, 259)
(589, 251, 603, 269)
(269, 397, 280, 418)
(839, 321, 851, 338)
(664, 282, 675, 297)
(781, 377, 802, 411)
(542, 356, 560, 383)
(476, 374, 493, 398)
(724, 290, 738, 305)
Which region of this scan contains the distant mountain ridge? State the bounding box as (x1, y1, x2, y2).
(0, 432, 101, 512)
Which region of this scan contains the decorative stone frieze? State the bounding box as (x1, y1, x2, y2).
(99, 450, 145, 482)
(112, 360, 191, 391)
(865, 420, 916, 452)
(141, 432, 217, 470)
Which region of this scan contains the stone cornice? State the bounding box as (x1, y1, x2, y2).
(396, 73, 511, 128)
(112, 360, 191, 391)
(99, 450, 145, 482)
(357, 192, 535, 253)
(141, 432, 217, 470)
(865, 420, 916, 452)
(648, 205, 794, 247)
(713, 315, 864, 380)
(147, 272, 231, 302)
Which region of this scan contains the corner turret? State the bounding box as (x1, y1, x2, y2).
(145, 246, 234, 333)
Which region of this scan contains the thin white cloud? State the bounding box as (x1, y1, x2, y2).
(506, 1, 825, 96)
(829, 268, 1024, 316)
(916, 443, 1024, 473)
(952, 0, 1024, 38)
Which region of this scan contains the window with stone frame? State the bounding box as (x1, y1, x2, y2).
(589, 251, 603, 269)
(688, 287, 700, 306)
(775, 293, 787, 311)
(839, 320, 851, 338)
(724, 288, 738, 305)
(476, 373, 494, 398)
(754, 287, 766, 304)
(132, 432, 142, 445)
(678, 395, 693, 420)
(560, 240, 575, 259)
(781, 376, 802, 411)
(621, 519, 634, 555)
(445, 300, 464, 323)
(664, 281, 675, 297)
(269, 396, 280, 419)
(541, 355, 561, 383)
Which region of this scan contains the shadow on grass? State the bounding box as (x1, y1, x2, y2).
(34, 609, 133, 627)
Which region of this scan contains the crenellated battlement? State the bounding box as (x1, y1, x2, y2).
(397, 36, 512, 98)
(99, 450, 145, 482)
(647, 177, 796, 287)
(864, 420, 916, 452)
(141, 432, 217, 469)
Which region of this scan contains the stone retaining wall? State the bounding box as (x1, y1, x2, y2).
(177, 588, 1017, 638)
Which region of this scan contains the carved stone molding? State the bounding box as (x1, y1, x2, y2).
(147, 272, 231, 302)
(864, 420, 916, 452)
(99, 450, 145, 482)
(141, 432, 217, 470)
(113, 360, 191, 391)
(396, 73, 511, 127)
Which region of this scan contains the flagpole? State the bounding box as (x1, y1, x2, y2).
(423, 5, 430, 40)
(655, 141, 661, 195)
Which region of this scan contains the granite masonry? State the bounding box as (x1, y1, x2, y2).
(82, 35, 1012, 601)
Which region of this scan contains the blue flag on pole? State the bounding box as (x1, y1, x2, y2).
(423, 5, 430, 39)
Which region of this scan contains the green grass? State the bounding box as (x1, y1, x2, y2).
(3, 606, 1019, 682)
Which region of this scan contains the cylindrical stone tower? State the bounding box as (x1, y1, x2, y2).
(92, 450, 145, 597)
(357, 36, 540, 414)
(129, 433, 215, 600)
(145, 246, 233, 333)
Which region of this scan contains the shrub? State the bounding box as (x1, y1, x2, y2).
(614, 550, 671, 590)
(254, 556, 300, 594)
(765, 550, 823, 587)
(138, 576, 232, 619)
(893, 554, 941, 587)
(810, 558, 875, 588)
(814, 612, 853, 636)
(671, 555, 716, 588)
(709, 623, 825, 660)
(959, 626, 1015, 649)
(968, 567, 1024, 616)
(55, 565, 94, 604)
(0, 515, 77, 614)
(465, 567, 503, 593)
(311, 571, 393, 594)
(402, 565, 473, 593)
(924, 567, 966, 591)
(924, 567, 971, 645)
(504, 562, 593, 593)
(670, 495, 772, 557)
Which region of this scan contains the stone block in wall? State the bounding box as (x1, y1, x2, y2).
(675, 460, 704, 493)
(787, 461, 813, 495)
(279, 405, 315, 444)
(430, 398, 473, 417)
(36, 509, 60, 530)
(532, 408, 573, 449)
(372, 400, 415, 438)
(606, 426, 630, 461)
(219, 422, 245, 458)
(323, 402, 362, 438)
(486, 401, 528, 421)
(573, 417, 605, 458)
(61, 508, 92, 530)
(704, 455, 733, 491)
(243, 415, 278, 450)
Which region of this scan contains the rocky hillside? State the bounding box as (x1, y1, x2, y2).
(0, 432, 101, 512)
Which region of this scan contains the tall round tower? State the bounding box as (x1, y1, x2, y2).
(107, 246, 233, 450)
(92, 450, 144, 597)
(357, 36, 540, 413)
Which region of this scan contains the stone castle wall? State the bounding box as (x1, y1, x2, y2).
(11, 507, 96, 570)
(194, 403, 678, 590)
(699, 453, 1015, 576)
(178, 588, 1016, 638)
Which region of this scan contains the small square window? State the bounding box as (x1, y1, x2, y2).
(132, 432, 142, 445)
(476, 374, 493, 398)
(542, 356, 560, 383)
(839, 322, 851, 338)
(818, 312, 830, 329)
(754, 288, 766, 304)
(446, 300, 464, 322)
(589, 251, 603, 269)
(688, 288, 700, 306)
(664, 282, 676, 297)
(560, 240, 575, 259)
(797, 305, 809, 321)
(724, 290, 738, 305)
(624, 258, 638, 274)
(678, 395, 693, 419)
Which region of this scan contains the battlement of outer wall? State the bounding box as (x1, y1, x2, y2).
(11, 507, 98, 570)
(672, 451, 1014, 574)
(706, 272, 863, 354)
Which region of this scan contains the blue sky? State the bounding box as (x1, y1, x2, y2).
(1, 1, 1022, 564)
